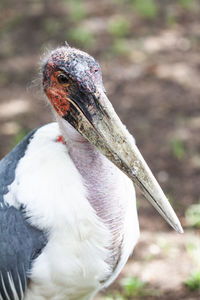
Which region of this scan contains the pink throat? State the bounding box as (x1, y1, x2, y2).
(57, 117, 128, 270)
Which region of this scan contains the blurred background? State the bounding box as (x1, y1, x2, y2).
(0, 0, 200, 299)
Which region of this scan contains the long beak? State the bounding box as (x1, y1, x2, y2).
(64, 87, 183, 233)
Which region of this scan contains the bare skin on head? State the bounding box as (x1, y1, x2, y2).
(42, 45, 183, 234)
(43, 47, 104, 117)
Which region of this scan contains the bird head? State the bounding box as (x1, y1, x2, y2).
(42, 45, 183, 233)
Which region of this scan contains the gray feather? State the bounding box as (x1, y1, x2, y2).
(0, 129, 47, 300)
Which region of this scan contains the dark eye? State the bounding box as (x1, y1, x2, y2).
(57, 73, 69, 84)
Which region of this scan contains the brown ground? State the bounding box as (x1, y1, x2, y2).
(0, 0, 200, 299)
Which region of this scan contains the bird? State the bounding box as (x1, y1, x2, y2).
(0, 45, 183, 300)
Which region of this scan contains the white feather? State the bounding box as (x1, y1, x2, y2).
(4, 123, 139, 300)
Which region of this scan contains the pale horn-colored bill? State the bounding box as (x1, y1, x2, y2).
(65, 88, 184, 233)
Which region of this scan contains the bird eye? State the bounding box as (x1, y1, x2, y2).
(57, 73, 69, 84)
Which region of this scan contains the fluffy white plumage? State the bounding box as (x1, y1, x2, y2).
(4, 122, 139, 300)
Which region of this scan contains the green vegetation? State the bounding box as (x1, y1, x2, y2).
(185, 203, 200, 228)
(184, 232, 200, 294)
(185, 271, 200, 291)
(104, 277, 147, 299)
(130, 0, 158, 19)
(166, 14, 177, 27)
(178, 0, 196, 10)
(43, 18, 62, 35)
(166, 194, 174, 207)
(108, 17, 130, 38)
(171, 139, 185, 160)
(68, 27, 95, 48)
(186, 241, 197, 253)
(11, 127, 29, 147)
(67, 0, 86, 22)
(111, 39, 130, 57)
(120, 276, 146, 297)
(157, 237, 171, 255)
(108, 16, 131, 58)
(112, 0, 197, 22)
(0, 15, 22, 36)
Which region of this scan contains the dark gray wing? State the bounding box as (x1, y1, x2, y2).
(0, 129, 47, 300)
(0, 206, 47, 300)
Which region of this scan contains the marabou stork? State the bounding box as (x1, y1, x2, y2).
(0, 45, 183, 300)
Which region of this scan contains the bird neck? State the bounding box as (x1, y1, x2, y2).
(56, 115, 132, 270)
(56, 114, 127, 215)
(56, 114, 95, 150)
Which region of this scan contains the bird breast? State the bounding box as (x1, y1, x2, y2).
(64, 121, 140, 286)
(5, 123, 139, 299)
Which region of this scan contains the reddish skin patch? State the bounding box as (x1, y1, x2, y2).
(45, 70, 70, 117)
(56, 135, 66, 144)
(43, 49, 102, 112)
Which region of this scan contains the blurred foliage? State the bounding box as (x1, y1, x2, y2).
(111, 39, 130, 57)
(108, 16, 131, 58)
(10, 127, 29, 148)
(0, 15, 22, 36)
(166, 193, 175, 207)
(178, 0, 196, 10)
(157, 237, 171, 255)
(171, 139, 185, 160)
(187, 241, 197, 253)
(0, 0, 200, 58)
(43, 18, 62, 35)
(186, 236, 200, 286)
(130, 0, 158, 19)
(108, 16, 130, 38)
(67, 27, 95, 49)
(185, 203, 200, 228)
(104, 277, 148, 300)
(120, 277, 147, 297)
(185, 271, 200, 291)
(66, 0, 86, 21)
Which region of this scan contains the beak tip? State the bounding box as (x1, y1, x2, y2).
(172, 221, 184, 234)
(175, 224, 184, 234)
